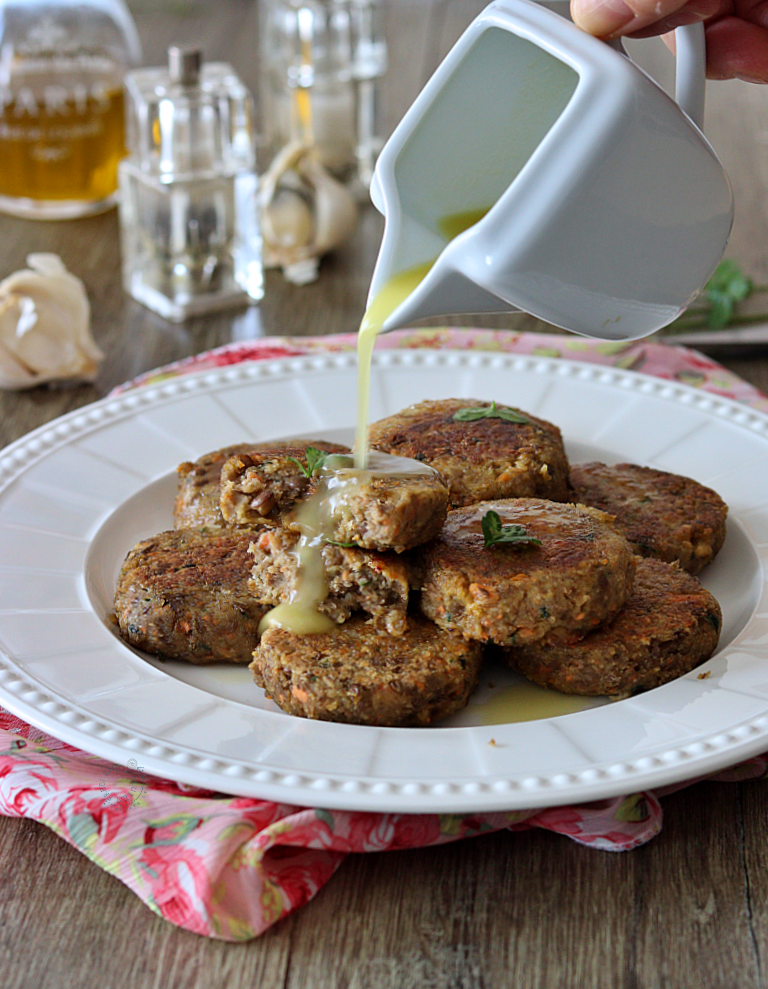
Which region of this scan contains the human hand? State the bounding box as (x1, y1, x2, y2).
(570, 0, 768, 81)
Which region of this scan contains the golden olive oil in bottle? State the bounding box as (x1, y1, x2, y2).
(0, 0, 140, 218)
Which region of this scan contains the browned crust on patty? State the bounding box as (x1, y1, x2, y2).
(368, 398, 572, 507)
(503, 558, 722, 695)
(417, 498, 636, 646)
(175, 439, 349, 529)
(114, 527, 268, 664)
(251, 614, 484, 726)
(175, 443, 256, 529)
(569, 462, 728, 575)
(249, 527, 410, 635)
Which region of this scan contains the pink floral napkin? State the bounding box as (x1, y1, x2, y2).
(3, 328, 768, 942)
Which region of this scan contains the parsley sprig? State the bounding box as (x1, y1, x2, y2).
(481, 511, 542, 549)
(453, 401, 528, 424)
(287, 446, 333, 479)
(665, 259, 768, 333)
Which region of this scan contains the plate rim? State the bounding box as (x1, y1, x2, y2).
(1, 348, 767, 814)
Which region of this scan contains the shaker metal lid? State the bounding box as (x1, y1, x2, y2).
(168, 45, 202, 85)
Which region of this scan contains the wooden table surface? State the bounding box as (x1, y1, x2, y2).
(3, 2, 768, 986)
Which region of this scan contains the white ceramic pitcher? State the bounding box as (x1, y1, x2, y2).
(368, 0, 734, 341)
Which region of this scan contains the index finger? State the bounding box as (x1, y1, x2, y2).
(571, 0, 709, 38)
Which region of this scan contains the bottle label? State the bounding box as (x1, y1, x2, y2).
(0, 65, 125, 202)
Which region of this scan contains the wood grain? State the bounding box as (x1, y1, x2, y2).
(2, 1, 768, 986)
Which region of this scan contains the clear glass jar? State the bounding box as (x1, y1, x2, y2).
(259, 0, 387, 187)
(0, 0, 141, 219)
(118, 47, 263, 322)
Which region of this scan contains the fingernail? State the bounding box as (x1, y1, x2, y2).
(572, 0, 635, 37)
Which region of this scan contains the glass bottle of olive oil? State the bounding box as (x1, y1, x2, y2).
(0, 0, 141, 219)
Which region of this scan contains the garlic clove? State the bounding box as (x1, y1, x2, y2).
(265, 187, 315, 251)
(0, 254, 102, 390)
(259, 141, 358, 282)
(295, 151, 357, 256)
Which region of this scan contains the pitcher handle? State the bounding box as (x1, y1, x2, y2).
(607, 20, 705, 128)
(674, 22, 706, 129)
(556, 2, 707, 129)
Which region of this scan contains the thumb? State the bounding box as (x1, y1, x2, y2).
(570, 0, 694, 39)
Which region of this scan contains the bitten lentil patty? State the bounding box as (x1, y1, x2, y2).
(219, 444, 349, 526)
(249, 527, 411, 634)
(223, 449, 448, 552)
(569, 462, 728, 575)
(368, 398, 571, 507)
(314, 453, 450, 553)
(503, 558, 722, 695)
(418, 498, 635, 646)
(175, 439, 349, 529)
(175, 443, 256, 528)
(114, 528, 267, 664)
(251, 614, 484, 726)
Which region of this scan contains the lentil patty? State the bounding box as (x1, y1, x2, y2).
(249, 527, 410, 634)
(368, 398, 571, 507)
(418, 498, 636, 646)
(315, 453, 449, 553)
(223, 449, 448, 552)
(569, 462, 728, 575)
(114, 528, 267, 664)
(175, 439, 349, 529)
(175, 443, 256, 529)
(251, 614, 483, 726)
(503, 558, 722, 695)
(219, 444, 349, 526)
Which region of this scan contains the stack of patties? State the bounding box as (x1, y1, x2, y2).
(369, 399, 725, 699)
(249, 396, 579, 726)
(248, 446, 489, 726)
(114, 439, 349, 664)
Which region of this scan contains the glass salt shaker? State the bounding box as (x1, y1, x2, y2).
(118, 47, 263, 322)
(259, 0, 387, 188)
(0, 0, 141, 219)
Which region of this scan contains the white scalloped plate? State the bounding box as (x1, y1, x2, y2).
(1, 350, 768, 814)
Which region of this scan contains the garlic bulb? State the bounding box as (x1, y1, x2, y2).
(260, 142, 358, 285)
(0, 253, 102, 390)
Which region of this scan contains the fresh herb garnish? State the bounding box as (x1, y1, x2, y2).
(665, 259, 768, 333)
(325, 539, 359, 548)
(287, 446, 333, 479)
(703, 260, 753, 328)
(481, 510, 542, 549)
(453, 401, 528, 424)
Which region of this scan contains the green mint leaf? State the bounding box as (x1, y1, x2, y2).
(452, 401, 528, 424)
(704, 260, 754, 328)
(481, 510, 542, 549)
(706, 259, 752, 302)
(706, 290, 734, 329)
(666, 259, 759, 333)
(286, 446, 332, 479)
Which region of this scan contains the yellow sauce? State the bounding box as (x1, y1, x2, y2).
(479, 681, 596, 725)
(258, 601, 335, 636)
(355, 260, 434, 468)
(438, 206, 491, 242)
(354, 206, 492, 468)
(256, 461, 354, 637)
(261, 205, 492, 636)
(257, 451, 436, 636)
